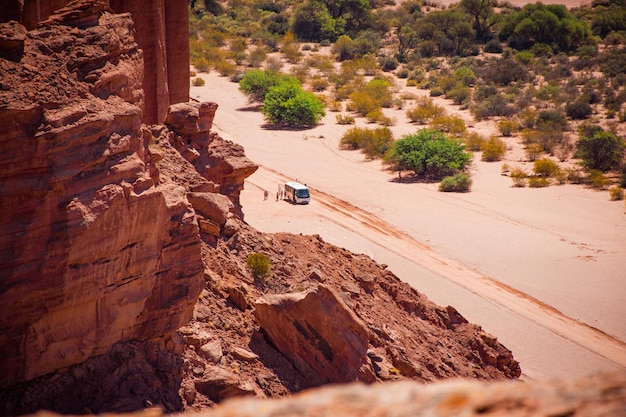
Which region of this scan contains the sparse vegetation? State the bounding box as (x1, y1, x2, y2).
(189, 0, 626, 202)
(246, 252, 270, 278)
(439, 173, 472, 192)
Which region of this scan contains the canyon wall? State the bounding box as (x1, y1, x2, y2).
(0, 4, 236, 389)
(0, 0, 190, 124)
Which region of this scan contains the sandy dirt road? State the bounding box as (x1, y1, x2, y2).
(193, 72, 626, 380)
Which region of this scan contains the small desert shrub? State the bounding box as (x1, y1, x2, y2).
(380, 56, 399, 71)
(328, 100, 343, 112)
(265, 56, 283, 72)
(481, 136, 506, 161)
(439, 173, 472, 192)
(281, 43, 301, 63)
(311, 77, 329, 91)
(447, 84, 471, 105)
(510, 167, 528, 187)
(565, 167, 585, 184)
(430, 87, 444, 97)
(406, 98, 446, 124)
(216, 60, 236, 76)
(524, 141, 544, 162)
(192, 77, 205, 86)
(336, 114, 355, 124)
(587, 169, 609, 189)
(565, 101, 592, 119)
(529, 176, 550, 187)
(484, 39, 503, 53)
(609, 186, 624, 201)
(189, 70, 197, 77)
(430, 115, 467, 137)
(246, 253, 270, 277)
(340, 126, 394, 159)
(497, 120, 519, 137)
(464, 131, 486, 151)
(533, 158, 559, 177)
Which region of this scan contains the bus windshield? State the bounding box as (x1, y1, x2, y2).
(296, 189, 310, 198)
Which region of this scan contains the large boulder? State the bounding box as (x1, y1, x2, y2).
(254, 285, 371, 386)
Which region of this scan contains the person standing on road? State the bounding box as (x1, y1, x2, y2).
(264, 190, 268, 200)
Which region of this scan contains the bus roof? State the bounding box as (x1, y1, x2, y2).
(285, 181, 308, 190)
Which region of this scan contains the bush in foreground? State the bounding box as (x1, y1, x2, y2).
(439, 173, 472, 192)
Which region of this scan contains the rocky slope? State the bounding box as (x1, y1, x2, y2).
(2, 2, 520, 415)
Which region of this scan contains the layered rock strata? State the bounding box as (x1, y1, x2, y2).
(0, 0, 189, 123)
(0, 7, 223, 389)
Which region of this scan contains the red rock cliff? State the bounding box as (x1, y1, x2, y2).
(0, 7, 201, 388)
(0, 0, 190, 124)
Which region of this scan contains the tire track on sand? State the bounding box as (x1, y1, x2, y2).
(247, 167, 626, 370)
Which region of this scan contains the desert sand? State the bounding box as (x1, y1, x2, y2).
(192, 70, 626, 380)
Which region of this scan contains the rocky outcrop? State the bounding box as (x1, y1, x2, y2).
(254, 285, 372, 386)
(0, 8, 203, 388)
(0, 0, 190, 123)
(18, 372, 626, 417)
(192, 371, 626, 417)
(164, 102, 258, 219)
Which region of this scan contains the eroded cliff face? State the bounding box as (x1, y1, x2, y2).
(0, 7, 230, 390)
(0, 0, 190, 124)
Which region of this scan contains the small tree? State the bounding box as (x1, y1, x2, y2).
(389, 129, 471, 179)
(262, 79, 326, 127)
(577, 128, 624, 172)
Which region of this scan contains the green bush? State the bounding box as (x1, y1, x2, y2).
(565, 101, 592, 120)
(262, 78, 326, 127)
(439, 173, 472, 192)
(577, 127, 624, 172)
(484, 38, 503, 53)
(239, 69, 287, 103)
(389, 129, 472, 179)
(481, 136, 506, 162)
(246, 252, 270, 278)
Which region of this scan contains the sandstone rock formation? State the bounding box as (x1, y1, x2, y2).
(17, 372, 626, 417)
(0, 0, 190, 123)
(0, 8, 203, 388)
(188, 371, 626, 417)
(254, 285, 372, 386)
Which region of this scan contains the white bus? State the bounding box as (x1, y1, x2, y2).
(284, 181, 310, 204)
